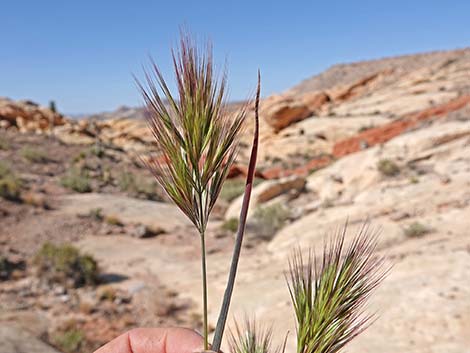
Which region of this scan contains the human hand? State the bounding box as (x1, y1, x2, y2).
(94, 327, 204, 353)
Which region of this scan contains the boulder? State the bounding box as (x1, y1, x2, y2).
(261, 95, 311, 132)
(301, 91, 331, 112)
(225, 175, 306, 220)
(0, 324, 60, 353)
(0, 97, 66, 133)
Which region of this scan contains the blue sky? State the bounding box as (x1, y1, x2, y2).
(1, 0, 469, 114)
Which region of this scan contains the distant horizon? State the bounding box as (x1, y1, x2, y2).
(2, 0, 470, 114)
(12, 45, 469, 117)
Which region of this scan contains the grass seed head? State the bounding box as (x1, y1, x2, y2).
(138, 33, 248, 233)
(228, 318, 284, 353)
(287, 224, 389, 353)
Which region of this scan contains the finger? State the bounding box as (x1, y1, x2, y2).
(95, 327, 204, 353)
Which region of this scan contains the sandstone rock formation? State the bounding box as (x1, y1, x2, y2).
(224, 175, 306, 220)
(2, 47, 470, 353)
(0, 97, 66, 133)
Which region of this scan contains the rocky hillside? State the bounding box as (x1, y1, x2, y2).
(1, 47, 469, 353)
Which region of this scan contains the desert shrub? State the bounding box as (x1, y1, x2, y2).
(22, 192, 50, 209)
(49, 100, 57, 113)
(52, 328, 84, 353)
(100, 167, 112, 185)
(73, 150, 87, 163)
(220, 179, 245, 202)
(321, 198, 335, 209)
(135, 178, 161, 200)
(61, 167, 92, 193)
(377, 158, 400, 177)
(104, 215, 123, 226)
(358, 125, 372, 132)
(87, 207, 104, 221)
(0, 256, 25, 280)
(404, 222, 430, 238)
(220, 178, 262, 202)
(252, 203, 290, 239)
(0, 257, 11, 280)
(89, 143, 105, 158)
(20, 146, 48, 163)
(117, 171, 160, 200)
(34, 242, 99, 287)
(0, 162, 22, 201)
(98, 285, 117, 302)
(117, 171, 134, 190)
(0, 137, 9, 150)
(222, 217, 239, 233)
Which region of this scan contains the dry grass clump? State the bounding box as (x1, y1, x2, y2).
(97, 285, 118, 302)
(21, 191, 50, 209)
(377, 158, 400, 177)
(34, 242, 99, 288)
(223, 217, 239, 233)
(0, 161, 22, 201)
(0, 136, 9, 150)
(52, 328, 85, 353)
(50, 319, 86, 353)
(87, 207, 104, 221)
(89, 143, 105, 158)
(220, 178, 262, 202)
(220, 179, 247, 202)
(20, 145, 49, 163)
(61, 166, 92, 193)
(404, 222, 430, 238)
(117, 170, 161, 200)
(104, 215, 123, 226)
(252, 203, 290, 239)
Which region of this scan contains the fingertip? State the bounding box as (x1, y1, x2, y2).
(128, 327, 204, 353)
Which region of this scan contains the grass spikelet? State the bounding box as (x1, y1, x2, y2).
(228, 318, 284, 353)
(287, 224, 389, 353)
(138, 33, 247, 233)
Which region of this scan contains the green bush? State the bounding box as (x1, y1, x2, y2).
(252, 203, 290, 239)
(89, 144, 105, 158)
(20, 146, 48, 163)
(220, 179, 245, 202)
(34, 242, 99, 287)
(222, 217, 239, 233)
(377, 159, 400, 177)
(0, 257, 11, 280)
(117, 171, 135, 191)
(73, 150, 87, 163)
(0, 137, 9, 150)
(49, 100, 57, 113)
(404, 222, 430, 238)
(61, 167, 92, 193)
(0, 162, 22, 201)
(87, 208, 104, 221)
(52, 328, 84, 353)
(220, 178, 262, 202)
(118, 171, 160, 200)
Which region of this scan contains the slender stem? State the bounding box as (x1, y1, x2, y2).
(211, 71, 261, 352)
(200, 230, 209, 350)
